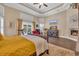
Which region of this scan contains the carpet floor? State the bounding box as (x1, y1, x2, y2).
(42, 43, 75, 56)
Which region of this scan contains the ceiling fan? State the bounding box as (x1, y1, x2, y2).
(33, 3, 48, 8)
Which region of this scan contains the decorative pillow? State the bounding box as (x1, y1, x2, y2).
(0, 33, 3, 40)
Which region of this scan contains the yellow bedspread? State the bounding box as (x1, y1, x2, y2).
(0, 35, 36, 56)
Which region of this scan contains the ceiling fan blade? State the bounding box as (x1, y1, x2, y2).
(39, 5, 41, 8)
(43, 3, 48, 7)
(33, 3, 39, 5)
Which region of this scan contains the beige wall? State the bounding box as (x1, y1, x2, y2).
(4, 6, 20, 36)
(4, 6, 40, 36)
(44, 11, 67, 37)
(44, 9, 78, 41)
(66, 9, 78, 41)
(3, 5, 78, 42)
(2, 5, 79, 52)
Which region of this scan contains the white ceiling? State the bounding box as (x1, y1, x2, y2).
(2, 3, 70, 17)
(21, 3, 63, 14)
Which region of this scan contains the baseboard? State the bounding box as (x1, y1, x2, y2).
(59, 36, 78, 41)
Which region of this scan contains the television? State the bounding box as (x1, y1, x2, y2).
(48, 20, 58, 24)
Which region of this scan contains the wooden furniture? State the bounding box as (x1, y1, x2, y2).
(32, 21, 36, 30)
(17, 19, 22, 35)
(47, 26, 59, 38)
(47, 30, 59, 38)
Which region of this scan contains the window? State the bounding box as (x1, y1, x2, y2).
(39, 24, 44, 34)
(27, 25, 32, 34)
(22, 21, 32, 35)
(0, 5, 4, 35)
(0, 16, 4, 34)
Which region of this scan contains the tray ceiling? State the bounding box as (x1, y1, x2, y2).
(2, 3, 70, 17)
(21, 3, 64, 14)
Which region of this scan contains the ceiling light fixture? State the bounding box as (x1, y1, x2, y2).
(39, 3, 43, 5)
(33, 3, 48, 8)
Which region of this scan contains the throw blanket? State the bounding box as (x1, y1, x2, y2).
(0, 35, 36, 56)
(22, 35, 48, 56)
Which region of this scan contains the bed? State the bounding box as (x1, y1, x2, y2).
(22, 35, 48, 56)
(0, 33, 48, 56)
(0, 35, 36, 56)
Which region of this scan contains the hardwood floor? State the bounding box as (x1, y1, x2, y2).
(48, 37, 76, 51)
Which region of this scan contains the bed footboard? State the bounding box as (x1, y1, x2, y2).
(39, 49, 49, 56)
(30, 52, 37, 56)
(46, 49, 49, 54)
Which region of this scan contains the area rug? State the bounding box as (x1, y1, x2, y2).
(43, 43, 75, 56)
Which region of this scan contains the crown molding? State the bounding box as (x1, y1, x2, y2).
(20, 3, 64, 14)
(2, 3, 70, 17)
